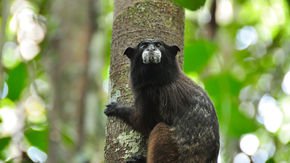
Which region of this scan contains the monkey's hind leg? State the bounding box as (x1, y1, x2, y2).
(147, 122, 179, 163)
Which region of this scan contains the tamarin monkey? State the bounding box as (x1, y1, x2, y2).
(105, 39, 220, 163)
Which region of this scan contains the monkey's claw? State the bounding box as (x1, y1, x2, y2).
(104, 102, 118, 116)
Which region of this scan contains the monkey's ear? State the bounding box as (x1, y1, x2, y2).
(124, 47, 135, 59)
(170, 45, 180, 56)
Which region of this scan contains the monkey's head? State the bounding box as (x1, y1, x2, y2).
(124, 39, 180, 65)
(124, 39, 181, 88)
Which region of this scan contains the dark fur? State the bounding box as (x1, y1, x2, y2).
(105, 40, 220, 163)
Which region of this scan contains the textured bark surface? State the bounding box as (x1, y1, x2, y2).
(105, 0, 184, 162)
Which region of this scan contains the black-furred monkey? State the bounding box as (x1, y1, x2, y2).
(105, 39, 219, 163)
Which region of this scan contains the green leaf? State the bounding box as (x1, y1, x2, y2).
(266, 158, 274, 163)
(204, 73, 257, 137)
(2, 42, 21, 69)
(275, 144, 290, 162)
(25, 127, 48, 152)
(6, 63, 28, 100)
(184, 40, 216, 73)
(0, 137, 11, 152)
(61, 129, 74, 147)
(0, 98, 15, 109)
(172, 0, 206, 11)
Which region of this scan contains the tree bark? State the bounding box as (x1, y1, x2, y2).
(105, 0, 184, 162)
(46, 0, 95, 162)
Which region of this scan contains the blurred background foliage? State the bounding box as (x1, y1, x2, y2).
(1, 0, 290, 162)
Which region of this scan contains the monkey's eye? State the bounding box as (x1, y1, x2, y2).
(155, 42, 161, 47)
(139, 43, 147, 49)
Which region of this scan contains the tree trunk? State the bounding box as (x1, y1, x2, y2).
(0, 0, 9, 93)
(105, 0, 184, 162)
(46, 0, 95, 162)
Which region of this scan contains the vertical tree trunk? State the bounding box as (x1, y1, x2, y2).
(46, 0, 95, 162)
(105, 0, 184, 162)
(0, 0, 9, 92)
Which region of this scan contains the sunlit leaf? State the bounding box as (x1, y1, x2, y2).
(172, 0, 206, 11)
(275, 144, 290, 162)
(238, 1, 265, 24)
(24, 95, 47, 123)
(2, 42, 21, 69)
(0, 98, 15, 109)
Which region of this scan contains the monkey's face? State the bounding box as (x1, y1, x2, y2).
(124, 40, 181, 87)
(124, 40, 180, 66)
(139, 41, 162, 64)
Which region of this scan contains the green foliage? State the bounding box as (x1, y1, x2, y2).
(275, 144, 290, 162)
(6, 63, 28, 100)
(25, 127, 49, 152)
(2, 42, 21, 69)
(0, 137, 11, 159)
(184, 40, 216, 73)
(204, 73, 258, 137)
(61, 129, 75, 147)
(1, 0, 290, 162)
(0, 98, 15, 108)
(172, 0, 206, 11)
(181, 1, 290, 162)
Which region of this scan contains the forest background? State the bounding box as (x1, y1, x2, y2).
(1, 0, 290, 162)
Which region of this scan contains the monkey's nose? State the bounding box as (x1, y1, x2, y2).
(147, 44, 156, 51)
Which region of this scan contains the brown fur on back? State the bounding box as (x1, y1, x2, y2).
(147, 123, 178, 163)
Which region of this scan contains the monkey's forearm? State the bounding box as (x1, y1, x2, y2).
(105, 102, 146, 133)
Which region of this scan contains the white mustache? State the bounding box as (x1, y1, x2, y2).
(142, 50, 161, 64)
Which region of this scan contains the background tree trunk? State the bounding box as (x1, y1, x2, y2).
(105, 0, 184, 162)
(46, 0, 96, 162)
